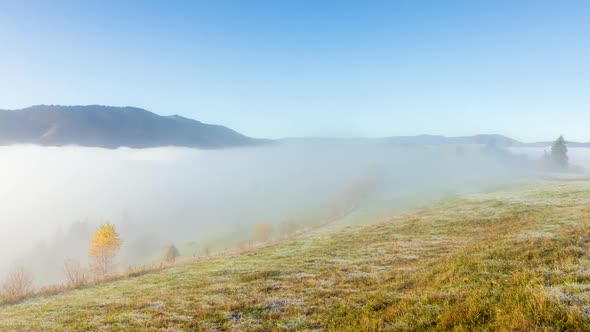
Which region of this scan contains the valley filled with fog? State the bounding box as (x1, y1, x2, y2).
(1, 142, 587, 287)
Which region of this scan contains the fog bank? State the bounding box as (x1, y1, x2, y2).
(0, 142, 543, 286)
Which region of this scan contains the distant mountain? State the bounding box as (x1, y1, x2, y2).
(281, 134, 522, 147)
(282, 135, 590, 148)
(1, 106, 588, 149)
(379, 134, 521, 147)
(0, 105, 269, 149)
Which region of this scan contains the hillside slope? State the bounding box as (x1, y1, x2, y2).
(1, 180, 590, 330)
(0, 105, 266, 149)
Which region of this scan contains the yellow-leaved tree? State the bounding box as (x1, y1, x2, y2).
(89, 223, 122, 277)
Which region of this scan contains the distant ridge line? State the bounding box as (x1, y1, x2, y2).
(1, 105, 588, 149)
(0, 105, 271, 149)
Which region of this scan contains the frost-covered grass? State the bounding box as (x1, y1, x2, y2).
(2, 180, 590, 331)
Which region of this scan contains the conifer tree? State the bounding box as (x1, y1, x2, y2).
(550, 135, 568, 169)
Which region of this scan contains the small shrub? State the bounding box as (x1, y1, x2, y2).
(164, 244, 180, 263)
(63, 258, 89, 288)
(1, 267, 33, 301)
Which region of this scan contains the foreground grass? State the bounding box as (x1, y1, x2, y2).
(2, 180, 590, 331)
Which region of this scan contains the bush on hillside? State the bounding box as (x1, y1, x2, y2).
(164, 244, 180, 263)
(1, 267, 33, 301)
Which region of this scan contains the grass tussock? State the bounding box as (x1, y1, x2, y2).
(1, 180, 590, 331)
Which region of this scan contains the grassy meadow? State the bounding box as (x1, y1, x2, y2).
(1, 179, 590, 331)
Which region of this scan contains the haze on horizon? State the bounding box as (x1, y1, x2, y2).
(1, 1, 589, 141)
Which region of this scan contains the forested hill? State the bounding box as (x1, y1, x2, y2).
(0, 105, 267, 149)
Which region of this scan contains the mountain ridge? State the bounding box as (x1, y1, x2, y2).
(1, 105, 589, 149)
(280, 135, 590, 148)
(0, 105, 268, 149)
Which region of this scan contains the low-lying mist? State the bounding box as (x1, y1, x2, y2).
(1, 141, 581, 287)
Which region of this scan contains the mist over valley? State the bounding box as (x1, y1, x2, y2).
(2, 127, 587, 288)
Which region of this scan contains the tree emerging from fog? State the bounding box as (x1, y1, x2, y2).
(551, 135, 569, 169)
(164, 244, 180, 264)
(89, 223, 122, 277)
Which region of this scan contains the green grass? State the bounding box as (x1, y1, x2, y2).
(2, 180, 590, 331)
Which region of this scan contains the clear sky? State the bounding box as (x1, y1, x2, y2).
(1, 1, 589, 141)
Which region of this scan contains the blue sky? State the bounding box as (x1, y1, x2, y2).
(1, 1, 589, 141)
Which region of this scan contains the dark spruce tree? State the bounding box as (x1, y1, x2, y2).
(550, 135, 568, 169)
